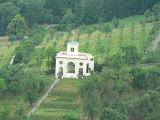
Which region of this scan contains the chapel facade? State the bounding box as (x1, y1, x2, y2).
(55, 41, 94, 79)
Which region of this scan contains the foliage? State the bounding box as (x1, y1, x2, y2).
(112, 17, 119, 28)
(63, 112, 80, 120)
(100, 108, 128, 120)
(0, 2, 20, 35)
(0, 0, 159, 35)
(79, 76, 99, 120)
(45, 46, 57, 72)
(7, 14, 28, 37)
(63, 9, 76, 25)
(0, 78, 6, 95)
(100, 24, 112, 37)
(0, 106, 11, 120)
(15, 105, 26, 120)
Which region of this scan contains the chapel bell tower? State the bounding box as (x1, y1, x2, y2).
(67, 41, 79, 55)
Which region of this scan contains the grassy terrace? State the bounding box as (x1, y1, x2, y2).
(31, 79, 81, 120)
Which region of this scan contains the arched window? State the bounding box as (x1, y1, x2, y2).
(67, 62, 75, 73)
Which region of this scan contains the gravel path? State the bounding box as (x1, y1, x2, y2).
(27, 79, 60, 117)
(147, 34, 160, 51)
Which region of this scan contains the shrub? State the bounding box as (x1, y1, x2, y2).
(63, 112, 80, 120)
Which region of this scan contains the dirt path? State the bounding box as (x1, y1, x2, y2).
(27, 79, 60, 117)
(147, 34, 160, 51)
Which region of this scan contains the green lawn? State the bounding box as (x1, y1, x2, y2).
(31, 78, 81, 120)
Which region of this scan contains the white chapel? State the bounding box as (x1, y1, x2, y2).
(55, 41, 94, 79)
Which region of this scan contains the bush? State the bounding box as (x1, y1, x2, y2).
(63, 112, 80, 120)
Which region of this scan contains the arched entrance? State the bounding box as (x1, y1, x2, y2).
(67, 62, 75, 73)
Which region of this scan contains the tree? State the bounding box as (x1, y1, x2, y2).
(79, 76, 98, 120)
(3, 65, 24, 95)
(98, 42, 106, 60)
(112, 17, 119, 28)
(86, 27, 95, 38)
(63, 112, 80, 120)
(131, 67, 148, 90)
(45, 46, 57, 72)
(0, 78, 6, 95)
(7, 14, 28, 36)
(100, 108, 128, 120)
(130, 22, 135, 45)
(105, 52, 124, 70)
(49, 28, 56, 40)
(141, 21, 146, 51)
(121, 46, 140, 65)
(15, 105, 26, 120)
(0, 106, 11, 120)
(129, 94, 152, 119)
(17, 0, 50, 25)
(32, 48, 45, 68)
(26, 90, 37, 106)
(113, 80, 131, 98)
(152, 4, 160, 21)
(146, 67, 160, 90)
(0, 2, 20, 35)
(63, 9, 76, 25)
(14, 40, 34, 64)
(97, 69, 116, 103)
(101, 24, 112, 37)
(111, 100, 128, 116)
(81, 0, 98, 24)
(119, 24, 124, 47)
(84, 41, 89, 52)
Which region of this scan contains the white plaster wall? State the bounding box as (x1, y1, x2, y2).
(67, 44, 79, 55)
(55, 57, 94, 79)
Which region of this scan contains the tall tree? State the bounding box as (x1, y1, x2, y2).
(45, 46, 57, 72)
(100, 107, 128, 120)
(17, 0, 51, 25)
(0, 2, 20, 35)
(7, 14, 28, 36)
(79, 76, 98, 120)
(0, 78, 6, 95)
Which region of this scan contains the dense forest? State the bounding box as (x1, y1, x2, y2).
(0, 0, 159, 35)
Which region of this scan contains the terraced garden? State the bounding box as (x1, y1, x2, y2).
(31, 79, 81, 120)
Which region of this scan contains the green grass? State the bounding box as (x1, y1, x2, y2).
(0, 41, 19, 67)
(39, 15, 153, 63)
(31, 78, 81, 120)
